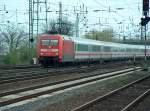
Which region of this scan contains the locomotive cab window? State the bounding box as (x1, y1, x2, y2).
(41, 40, 50, 46)
(41, 39, 58, 46)
(50, 40, 58, 46)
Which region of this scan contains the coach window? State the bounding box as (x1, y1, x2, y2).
(127, 48, 131, 52)
(135, 49, 139, 53)
(50, 40, 58, 46)
(104, 46, 111, 52)
(77, 44, 88, 51)
(92, 45, 100, 52)
(113, 47, 118, 52)
(41, 40, 50, 46)
(121, 48, 124, 52)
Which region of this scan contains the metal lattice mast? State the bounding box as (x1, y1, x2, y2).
(74, 4, 88, 37)
(29, 0, 33, 60)
(58, 2, 62, 34)
(75, 13, 79, 37)
(45, 0, 48, 31)
(33, 0, 48, 36)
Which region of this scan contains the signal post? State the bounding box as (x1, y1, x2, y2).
(141, 0, 149, 70)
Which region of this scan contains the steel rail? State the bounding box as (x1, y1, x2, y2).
(0, 64, 130, 84)
(0, 66, 92, 84)
(71, 72, 150, 111)
(121, 88, 150, 111)
(0, 67, 138, 97)
(0, 67, 140, 107)
(0, 64, 41, 70)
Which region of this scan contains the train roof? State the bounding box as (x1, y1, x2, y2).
(62, 35, 146, 49)
(39, 34, 149, 49)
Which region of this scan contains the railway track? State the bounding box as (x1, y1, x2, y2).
(0, 68, 47, 78)
(0, 63, 131, 85)
(0, 64, 41, 70)
(0, 62, 115, 70)
(0, 66, 93, 84)
(129, 89, 150, 111)
(0, 67, 141, 109)
(71, 68, 150, 111)
(121, 89, 150, 111)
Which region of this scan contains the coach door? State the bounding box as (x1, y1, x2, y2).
(88, 45, 92, 61)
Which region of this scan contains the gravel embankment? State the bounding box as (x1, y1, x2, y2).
(2, 69, 148, 111)
(0, 65, 129, 93)
(83, 72, 150, 111)
(131, 94, 150, 111)
(34, 71, 149, 111)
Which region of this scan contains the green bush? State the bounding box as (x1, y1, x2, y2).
(3, 47, 36, 65)
(3, 50, 21, 65)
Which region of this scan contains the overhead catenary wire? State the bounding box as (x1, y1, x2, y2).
(0, 0, 148, 40)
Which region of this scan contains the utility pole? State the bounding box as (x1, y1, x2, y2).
(74, 3, 88, 37)
(45, 0, 48, 31)
(29, 0, 48, 63)
(99, 18, 101, 31)
(75, 13, 79, 37)
(33, 0, 48, 36)
(0, 5, 6, 24)
(29, 0, 33, 62)
(36, 0, 39, 36)
(16, 9, 18, 25)
(58, 2, 62, 34)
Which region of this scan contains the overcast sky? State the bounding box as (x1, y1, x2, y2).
(0, 0, 143, 38)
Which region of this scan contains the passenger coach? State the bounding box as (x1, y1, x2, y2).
(37, 34, 150, 66)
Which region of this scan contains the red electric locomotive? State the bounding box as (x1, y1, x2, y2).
(37, 34, 74, 66)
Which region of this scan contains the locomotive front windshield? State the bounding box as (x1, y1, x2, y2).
(50, 40, 58, 46)
(41, 40, 49, 46)
(41, 39, 58, 46)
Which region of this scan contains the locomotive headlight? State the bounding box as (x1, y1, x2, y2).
(41, 49, 47, 52)
(51, 49, 58, 52)
(55, 52, 58, 55)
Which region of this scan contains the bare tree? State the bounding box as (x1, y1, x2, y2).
(45, 20, 58, 34)
(0, 38, 5, 55)
(43, 18, 74, 36)
(0, 24, 27, 52)
(84, 28, 115, 42)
